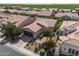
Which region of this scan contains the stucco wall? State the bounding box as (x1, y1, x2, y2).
(33, 28, 43, 38)
(60, 43, 79, 56)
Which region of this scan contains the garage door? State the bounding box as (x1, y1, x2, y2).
(24, 30, 33, 37)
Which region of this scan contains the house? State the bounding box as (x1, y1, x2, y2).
(6, 9, 22, 13)
(59, 21, 79, 56)
(23, 17, 57, 38)
(75, 8, 79, 11)
(60, 38, 79, 56)
(60, 22, 79, 36)
(61, 26, 77, 36)
(0, 8, 7, 12)
(71, 10, 77, 13)
(0, 14, 36, 28)
(23, 20, 48, 38)
(58, 9, 71, 13)
(74, 8, 79, 15)
(33, 8, 38, 11)
(21, 7, 31, 11)
(55, 12, 79, 20)
(41, 8, 47, 11)
(0, 13, 57, 38)
(36, 17, 57, 30)
(49, 8, 58, 11)
(37, 10, 55, 18)
(25, 11, 38, 15)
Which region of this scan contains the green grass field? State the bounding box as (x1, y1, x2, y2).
(0, 4, 79, 9)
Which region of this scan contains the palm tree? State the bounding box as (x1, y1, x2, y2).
(46, 39, 56, 55)
(42, 39, 56, 55)
(46, 39, 56, 48)
(2, 22, 22, 41)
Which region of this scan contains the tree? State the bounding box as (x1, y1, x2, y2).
(39, 48, 45, 56)
(54, 17, 63, 32)
(2, 22, 22, 41)
(46, 39, 56, 49)
(43, 27, 53, 40)
(61, 15, 71, 20)
(42, 39, 56, 51)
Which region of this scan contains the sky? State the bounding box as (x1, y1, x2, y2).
(0, 0, 79, 4)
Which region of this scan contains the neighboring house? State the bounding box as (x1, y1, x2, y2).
(36, 17, 57, 31)
(0, 14, 36, 28)
(37, 10, 55, 18)
(74, 8, 79, 15)
(58, 9, 71, 13)
(21, 7, 31, 11)
(32, 8, 39, 11)
(55, 12, 79, 20)
(61, 26, 77, 36)
(40, 8, 47, 11)
(25, 11, 38, 15)
(49, 8, 58, 11)
(6, 9, 22, 13)
(71, 10, 77, 13)
(60, 22, 78, 35)
(60, 38, 79, 56)
(23, 17, 57, 38)
(0, 12, 56, 38)
(0, 8, 7, 12)
(59, 21, 79, 56)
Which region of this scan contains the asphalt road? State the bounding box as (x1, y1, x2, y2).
(0, 44, 26, 56)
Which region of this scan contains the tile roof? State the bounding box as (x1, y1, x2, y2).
(37, 10, 53, 16)
(63, 38, 79, 47)
(23, 20, 48, 32)
(0, 14, 35, 27)
(24, 17, 57, 32)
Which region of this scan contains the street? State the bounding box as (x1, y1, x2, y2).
(0, 44, 25, 56)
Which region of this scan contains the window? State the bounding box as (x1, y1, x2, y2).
(72, 49, 75, 54)
(68, 48, 72, 53)
(76, 51, 79, 56)
(64, 48, 66, 50)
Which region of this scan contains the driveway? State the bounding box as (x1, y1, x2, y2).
(0, 44, 25, 56)
(0, 35, 38, 56)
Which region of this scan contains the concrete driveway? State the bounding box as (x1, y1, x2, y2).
(0, 44, 25, 56)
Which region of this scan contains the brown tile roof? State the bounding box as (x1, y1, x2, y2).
(63, 38, 79, 47)
(0, 14, 35, 27)
(23, 20, 48, 32)
(37, 10, 53, 16)
(23, 17, 57, 32)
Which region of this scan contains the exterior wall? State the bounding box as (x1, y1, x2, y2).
(33, 28, 43, 38)
(23, 30, 33, 37)
(60, 43, 79, 56)
(24, 27, 54, 39)
(51, 12, 55, 18)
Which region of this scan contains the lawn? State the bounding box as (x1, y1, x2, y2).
(0, 4, 79, 9)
